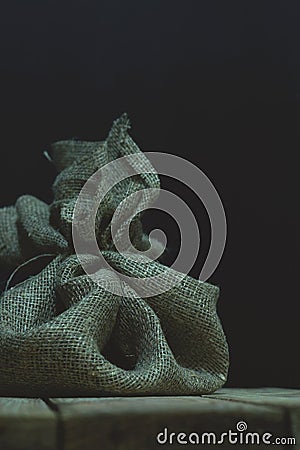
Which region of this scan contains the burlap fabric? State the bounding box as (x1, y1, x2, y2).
(0, 115, 229, 396)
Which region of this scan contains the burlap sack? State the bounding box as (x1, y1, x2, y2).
(0, 114, 229, 396)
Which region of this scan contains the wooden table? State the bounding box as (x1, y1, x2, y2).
(0, 389, 299, 449)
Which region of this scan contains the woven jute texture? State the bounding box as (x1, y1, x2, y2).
(0, 115, 229, 396)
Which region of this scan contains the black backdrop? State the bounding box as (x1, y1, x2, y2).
(0, 1, 298, 388)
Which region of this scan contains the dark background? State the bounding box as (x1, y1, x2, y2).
(0, 1, 298, 388)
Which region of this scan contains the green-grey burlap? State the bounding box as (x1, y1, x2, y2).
(0, 115, 229, 396)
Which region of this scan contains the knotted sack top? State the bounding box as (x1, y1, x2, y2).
(0, 115, 229, 396)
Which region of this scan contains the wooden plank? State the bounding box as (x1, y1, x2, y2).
(206, 387, 300, 444)
(206, 387, 300, 408)
(50, 395, 288, 450)
(0, 398, 57, 450)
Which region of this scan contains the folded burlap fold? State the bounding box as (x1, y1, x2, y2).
(0, 115, 229, 396)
